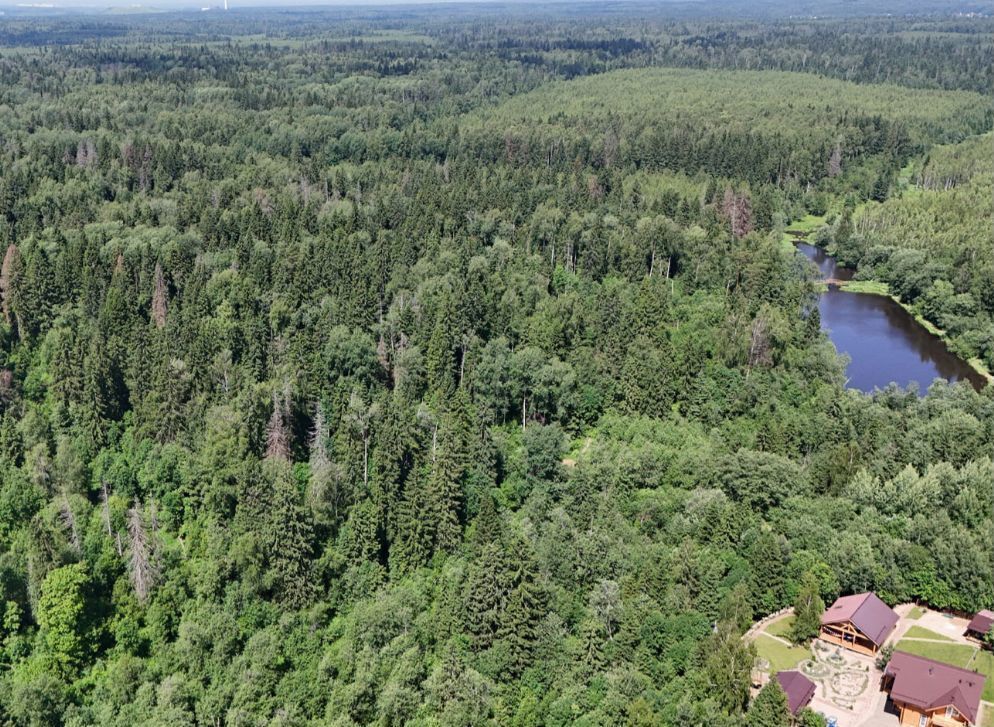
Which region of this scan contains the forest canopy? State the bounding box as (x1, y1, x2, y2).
(0, 3, 991, 726)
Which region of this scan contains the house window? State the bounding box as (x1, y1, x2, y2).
(945, 706, 955, 717)
(918, 715, 927, 727)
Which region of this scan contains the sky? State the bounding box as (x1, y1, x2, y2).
(2, 0, 551, 8)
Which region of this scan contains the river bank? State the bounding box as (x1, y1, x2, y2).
(788, 229, 991, 390)
(839, 279, 993, 384)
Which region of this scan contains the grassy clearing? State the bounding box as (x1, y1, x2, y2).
(894, 639, 977, 668)
(786, 214, 828, 236)
(754, 633, 809, 673)
(838, 280, 891, 296)
(765, 616, 795, 639)
(780, 214, 827, 250)
(907, 606, 924, 620)
(902, 625, 953, 641)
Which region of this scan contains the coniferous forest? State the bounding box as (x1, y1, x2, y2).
(0, 2, 992, 725)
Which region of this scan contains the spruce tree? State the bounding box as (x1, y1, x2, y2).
(747, 679, 791, 727)
(790, 572, 825, 644)
(464, 541, 510, 650)
(390, 469, 432, 575)
(749, 529, 788, 614)
(426, 292, 457, 394)
(499, 539, 548, 676)
(429, 390, 473, 553)
(265, 465, 316, 609)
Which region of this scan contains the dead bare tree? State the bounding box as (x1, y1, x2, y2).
(58, 494, 80, 554)
(100, 478, 122, 556)
(746, 314, 773, 376)
(127, 500, 156, 604)
(151, 262, 168, 328)
(0, 243, 19, 326)
(344, 391, 380, 489)
(75, 138, 97, 168)
(265, 385, 293, 461)
(827, 141, 843, 177)
(722, 187, 754, 239)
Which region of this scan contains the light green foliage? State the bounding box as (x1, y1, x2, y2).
(748, 678, 791, 727)
(36, 564, 91, 676)
(700, 622, 756, 714)
(798, 707, 828, 727)
(790, 573, 825, 645)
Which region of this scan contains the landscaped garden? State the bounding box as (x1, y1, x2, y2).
(752, 616, 879, 715)
(805, 641, 873, 711)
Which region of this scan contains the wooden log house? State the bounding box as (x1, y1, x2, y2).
(819, 592, 898, 656)
(884, 651, 985, 727)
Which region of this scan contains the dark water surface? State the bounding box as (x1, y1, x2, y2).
(796, 243, 985, 393)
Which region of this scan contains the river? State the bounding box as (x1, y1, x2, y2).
(796, 242, 986, 393)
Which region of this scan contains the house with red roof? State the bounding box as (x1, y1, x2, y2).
(819, 591, 898, 656)
(965, 610, 993, 642)
(776, 670, 816, 716)
(884, 650, 986, 727)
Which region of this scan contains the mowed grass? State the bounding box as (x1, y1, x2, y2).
(902, 625, 954, 641)
(765, 616, 795, 639)
(968, 650, 994, 702)
(894, 639, 977, 668)
(907, 606, 924, 620)
(754, 633, 809, 673)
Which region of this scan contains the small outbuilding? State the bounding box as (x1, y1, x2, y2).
(776, 670, 816, 715)
(884, 650, 985, 727)
(819, 591, 898, 655)
(965, 610, 993, 641)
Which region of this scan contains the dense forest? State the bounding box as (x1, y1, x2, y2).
(0, 3, 991, 726)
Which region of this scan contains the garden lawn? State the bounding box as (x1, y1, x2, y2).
(754, 633, 810, 673)
(902, 625, 953, 641)
(894, 639, 977, 668)
(765, 616, 795, 639)
(906, 606, 924, 620)
(967, 649, 994, 702)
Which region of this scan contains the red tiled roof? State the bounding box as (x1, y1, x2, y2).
(776, 670, 816, 715)
(967, 610, 994, 636)
(885, 651, 986, 724)
(820, 592, 898, 647)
